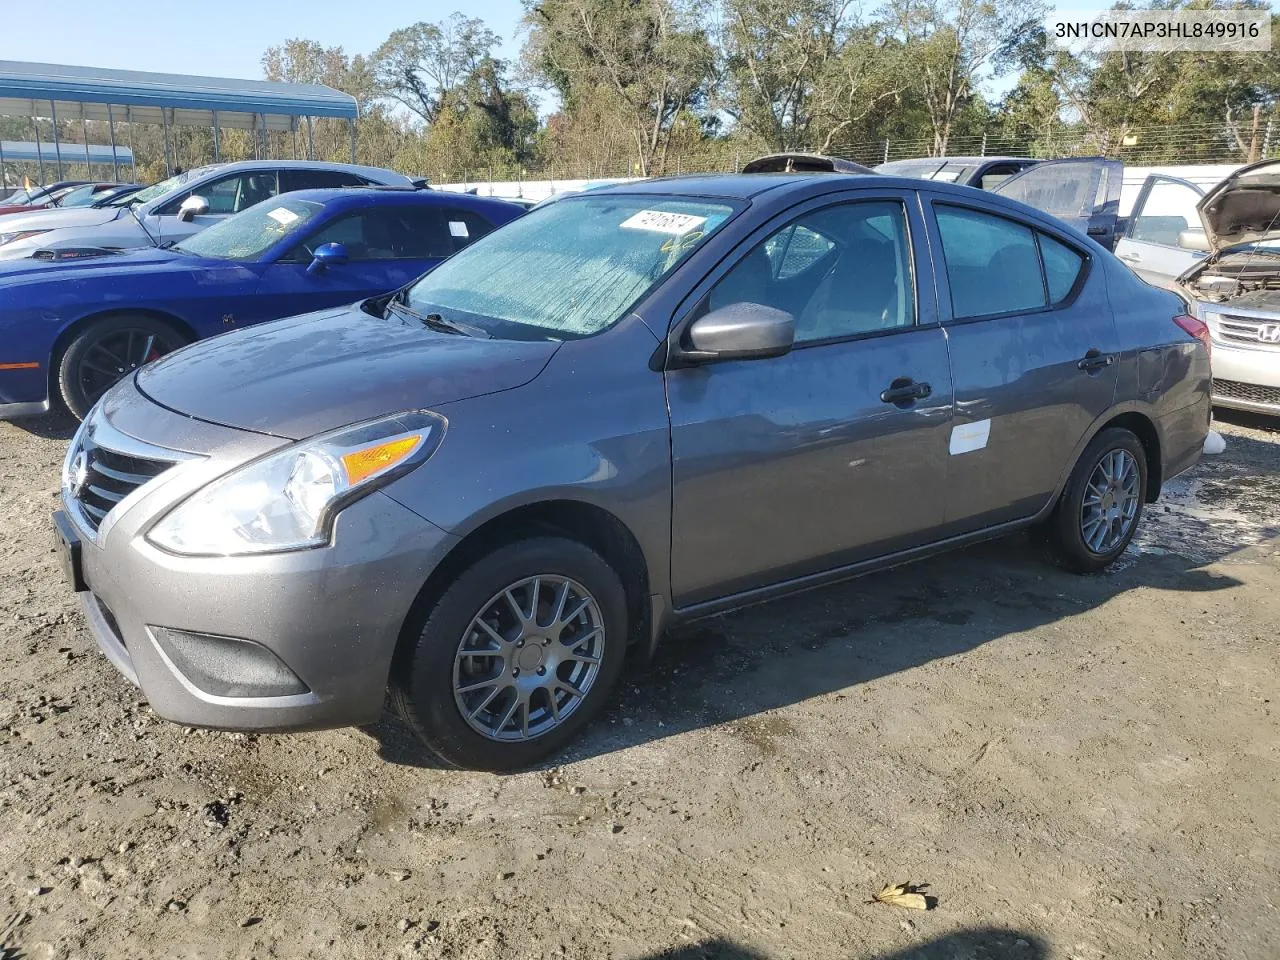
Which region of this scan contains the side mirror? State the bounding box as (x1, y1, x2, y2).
(307, 241, 349, 275)
(177, 195, 209, 223)
(678, 302, 795, 365)
(1177, 229, 1210, 252)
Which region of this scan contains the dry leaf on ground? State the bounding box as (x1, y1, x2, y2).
(869, 881, 932, 910)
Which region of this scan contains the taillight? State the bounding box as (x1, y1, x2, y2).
(1173, 313, 1211, 360)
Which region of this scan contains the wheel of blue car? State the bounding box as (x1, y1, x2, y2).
(390, 536, 629, 771)
(57, 315, 190, 420)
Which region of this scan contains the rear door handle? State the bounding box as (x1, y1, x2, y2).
(880, 377, 932, 405)
(1077, 349, 1116, 373)
(1117, 252, 1141, 263)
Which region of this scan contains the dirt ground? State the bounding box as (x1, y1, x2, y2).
(1, 411, 1277, 960)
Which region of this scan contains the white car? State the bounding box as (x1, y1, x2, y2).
(1159, 161, 1280, 416)
(0, 161, 413, 260)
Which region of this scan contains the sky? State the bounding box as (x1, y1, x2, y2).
(0, 0, 531, 83)
(0, 0, 1140, 111)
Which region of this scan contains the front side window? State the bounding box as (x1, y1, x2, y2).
(706, 200, 916, 343)
(157, 172, 279, 216)
(173, 198, 323, 261)
(404, 194, 737, 340)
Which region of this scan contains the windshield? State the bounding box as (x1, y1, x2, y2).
(2, 188, 43, 205)
(56, 185, 104, 207)
(172, 197, 323, 261)
(128, 166, 215, 207)
(404, 194, 738, 340)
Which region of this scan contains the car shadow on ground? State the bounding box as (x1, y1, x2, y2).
(622, 929, 1048, 959)
(368, 524, 1246, 770)
(12, 410, 78, 441)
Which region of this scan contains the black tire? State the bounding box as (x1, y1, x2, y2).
(1042, 427, 1148, 574)
(57, 315, 189, 420)
(390, 537, 629, 771)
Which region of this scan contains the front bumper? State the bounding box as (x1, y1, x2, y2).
(62, 397, 457, 732)
(1211, 341, 1280, 414)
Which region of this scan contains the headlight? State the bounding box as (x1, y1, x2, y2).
(147, 411, 445, 556)
(0, 229, 50, 247)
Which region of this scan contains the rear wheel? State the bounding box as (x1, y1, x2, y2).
(390, 537, 629, 770)
(57, 315, 188, 420)
(1042, 427, 1147, 573)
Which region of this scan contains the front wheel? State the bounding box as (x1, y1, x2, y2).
(57, 315, 189, 420)
(390, 537, 629, 770)
(1042, 427, 1148, 573)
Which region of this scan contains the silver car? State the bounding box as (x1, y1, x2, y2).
(0, 161, 412, 260)
(53, 171, 1211, 770)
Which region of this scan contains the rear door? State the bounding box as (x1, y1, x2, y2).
(1113, 175, 1207, 287)
(993, 157, 1123, 250)
(922, 195, 1120, 532)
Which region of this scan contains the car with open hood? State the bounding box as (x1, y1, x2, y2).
(0, 187, 523, 419)
(52, 169, 1209, 770)
(1118, 159, 1280, 416)
(0, 160, 413, 261)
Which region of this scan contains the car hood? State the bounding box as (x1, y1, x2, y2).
(0, 246, 179, 283)
(0, 205, 122, 233)
(1197, 158, 1280, 251)
(134, 304, 561, 440)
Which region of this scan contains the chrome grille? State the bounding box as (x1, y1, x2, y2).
(1213, 313, 1280, 349)
(64, 412, 185, 538)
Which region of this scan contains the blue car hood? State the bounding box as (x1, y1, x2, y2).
(134, 304, 560, 440)
(0, 247, 205, 286)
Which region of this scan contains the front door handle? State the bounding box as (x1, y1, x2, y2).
(1117, 252, 1141, 263)
(880, 377, 932, 405)
(1077, 348, 1116, 373)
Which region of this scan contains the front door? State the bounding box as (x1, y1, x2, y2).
(1113, 175, 1207, 287)
(666, 193, 954, 608)
(150, 170, 281, 246)
(922, 196, 1120, 532)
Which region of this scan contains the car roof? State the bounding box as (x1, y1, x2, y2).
(584, 173, 846, 201)
(279, 188, 526, 213)
(180, 159, 413, 183)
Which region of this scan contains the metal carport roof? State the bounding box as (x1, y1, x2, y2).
(0, 140, 133, 164)
(0, 60, 359, 132)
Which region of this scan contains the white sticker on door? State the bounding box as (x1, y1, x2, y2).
(949, 419, 991, 456)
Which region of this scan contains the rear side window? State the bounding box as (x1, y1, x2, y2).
(280, 170, 371, 191)
(934, 204, 1084, 319)
(1038, 233, 1085, 302)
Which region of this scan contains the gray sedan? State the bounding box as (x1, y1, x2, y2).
(54, 171, 1211, 770)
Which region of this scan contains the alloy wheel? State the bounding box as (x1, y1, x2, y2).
(1080, 448, 1140, 554)
(75, 329, 177, 407)
(452, 575, 606, 742)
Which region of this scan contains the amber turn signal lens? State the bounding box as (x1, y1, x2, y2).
(340, 436, 422, 485)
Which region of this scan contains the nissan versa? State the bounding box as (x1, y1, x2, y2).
(54, 172, 1212, 770)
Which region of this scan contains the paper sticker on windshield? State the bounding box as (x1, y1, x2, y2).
(266, 207, 299, 226)
(449, 220, 469, 238)
(621, 210, 707, 235)
(949, 419, 991, 455)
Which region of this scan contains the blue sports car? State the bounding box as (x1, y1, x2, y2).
(0, 187, 524, 419)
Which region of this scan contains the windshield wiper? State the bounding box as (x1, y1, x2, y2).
(387, 298, 490, 338)
(127, 201, 158, 247)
